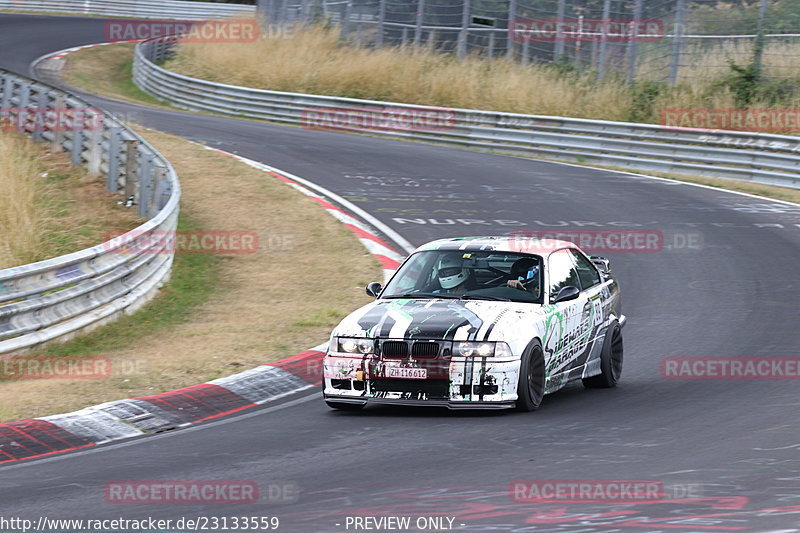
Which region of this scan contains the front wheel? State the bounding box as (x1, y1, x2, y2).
(582, 321, 623, 388)
(515, 341, 545, 412)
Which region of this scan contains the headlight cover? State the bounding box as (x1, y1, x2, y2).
(455, 341, 512, 357)
(336, 337, 375, 354)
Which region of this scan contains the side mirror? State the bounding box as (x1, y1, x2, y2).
(365, 282, 383, 298)
(552, 285, 580, 303)
(590, 256, 611, 274)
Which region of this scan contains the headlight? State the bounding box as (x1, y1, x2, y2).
(455, 341, 512, 357)
(337, 337, 375, 354)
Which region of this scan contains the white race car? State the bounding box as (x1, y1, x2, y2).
(323, 237, 625, 411)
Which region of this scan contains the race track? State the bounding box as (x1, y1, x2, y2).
(1, 14, 800, 532)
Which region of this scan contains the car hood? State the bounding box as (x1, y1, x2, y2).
(333, 298, 546, 342)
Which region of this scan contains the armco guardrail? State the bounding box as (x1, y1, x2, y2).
(0, 0, 254, 19)
(133, 35, 800, 190)
(0, 68, 180, 355)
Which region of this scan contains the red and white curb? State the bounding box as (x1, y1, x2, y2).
(0, 346, 324, 463)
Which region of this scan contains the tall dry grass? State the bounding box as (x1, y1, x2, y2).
(0, 129, 142, 270)
(167, 23, 800, 125)
(0, 131, 43, 268)
(167, 24, 636, 121)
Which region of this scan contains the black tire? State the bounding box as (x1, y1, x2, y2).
(582, 321, 623, 389)
(325, 401, 365, 411)
(515, 341, 545, 412)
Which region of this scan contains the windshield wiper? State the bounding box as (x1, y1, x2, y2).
(461, 294, 511, 302)
(383, 292, 460, 299)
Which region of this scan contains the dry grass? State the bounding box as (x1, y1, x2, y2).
(166, 22, 800, 125)
(0, 125, 383, 421)
(0, 130, 142, 269)
(167, 24, 637, 121)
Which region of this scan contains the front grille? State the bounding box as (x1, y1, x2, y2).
(371, 379, 450, 398)
(381, 341, 408, 358)
(412, 341, 440, 357)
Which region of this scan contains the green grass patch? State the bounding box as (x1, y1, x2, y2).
(38, 212, 221, 358)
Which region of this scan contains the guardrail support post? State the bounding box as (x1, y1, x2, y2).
(0, 75, 12, 110)
(51, 94, 66, 151)
(124, 139, 139, 202)
(18, 82, 31, 133)
(70, 129, 85, 165)
(86, 112, 104, 177)
(137, 153, 155, 219)
(107, 127, 123, 193)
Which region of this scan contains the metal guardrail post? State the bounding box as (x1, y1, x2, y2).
(70, 129, 85, 164)
(51, 94, 67, 150)
(87, 116, 104, 177)
(124, 138, 139, 201)
(107, 126, 123, 192)
(1, 74, 12, 109)
(137, 153, 155, 218)
(33, 89, 47, 141)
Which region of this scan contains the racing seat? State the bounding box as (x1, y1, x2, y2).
(509, 258, 541, 296)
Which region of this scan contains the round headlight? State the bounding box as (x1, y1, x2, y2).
(476, 343, 494, 357)
(357, 339, 374, 354)
(340, 339, 358, 353)
(458, 342, 474, 356)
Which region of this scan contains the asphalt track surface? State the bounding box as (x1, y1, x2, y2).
(1, 13, 800, 533)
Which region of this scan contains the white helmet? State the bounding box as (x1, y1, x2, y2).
(437, 255, 467, 289)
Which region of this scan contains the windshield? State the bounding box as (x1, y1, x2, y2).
(382, 250, 544, 303)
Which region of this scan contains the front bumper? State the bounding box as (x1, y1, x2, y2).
(323, 353, 521, 408)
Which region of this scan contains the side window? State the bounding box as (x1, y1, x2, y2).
(548, 249, 581, 297)
(570, 249, 602, 289)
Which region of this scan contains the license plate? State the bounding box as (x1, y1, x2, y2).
(387, 367, 427, 379)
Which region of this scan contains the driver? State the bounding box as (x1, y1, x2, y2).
(435, 255, 470, 294)
(507, 257, 540, 297)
